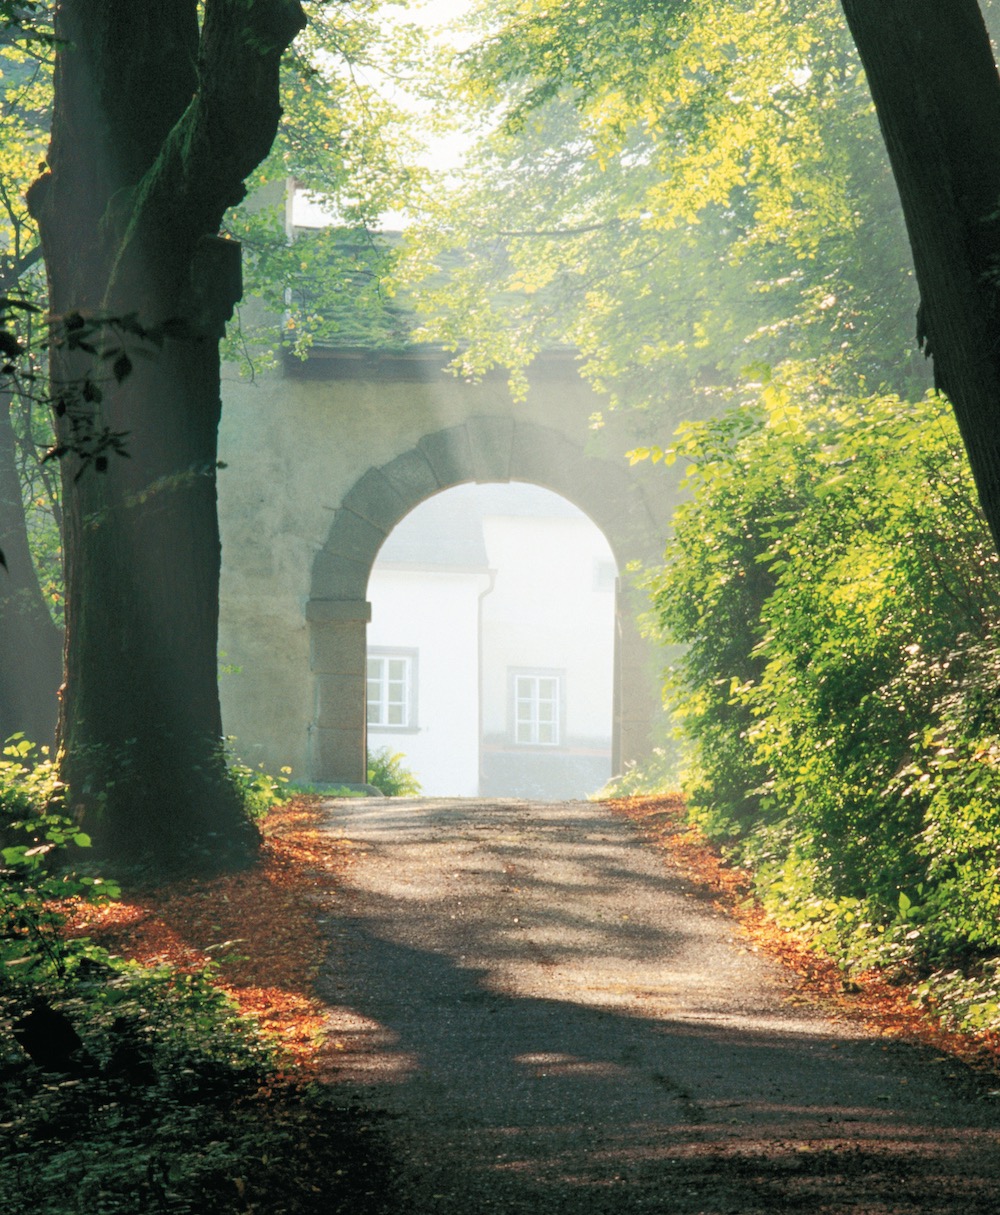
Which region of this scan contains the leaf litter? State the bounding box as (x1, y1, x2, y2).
(63, 792, 1000, 1083)
(608, 793, 1000, 1078)
(62, 796, 361, 1078)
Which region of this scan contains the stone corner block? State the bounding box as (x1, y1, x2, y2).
(305, 598, 372, 624)
(308, 725, 367, 786)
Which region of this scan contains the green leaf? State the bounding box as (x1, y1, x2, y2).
(112, 352, 132, 383)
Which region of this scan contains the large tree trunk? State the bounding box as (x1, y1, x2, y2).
(27, 0, 305, 869)
(0, 390, 62, 748)
(839, 0, 1000, 550)
(50, 303, 242, 865)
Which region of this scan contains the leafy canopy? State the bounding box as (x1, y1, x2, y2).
(400, 0, 927, 418)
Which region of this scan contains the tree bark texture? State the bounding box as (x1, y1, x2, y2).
(27, 0, 305, 867)
(0, 390, 62, 748)
(840, 0, 1000, 550)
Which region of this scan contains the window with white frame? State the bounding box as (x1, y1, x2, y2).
(512, 670, 563, 746)
(367, 650, 417, 730)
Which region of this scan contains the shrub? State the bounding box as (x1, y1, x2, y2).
(0, 734, 61, 829)
(225, 746, 291, 822)
(367, 747, 421, 796)
(1, 736, 120, 981)
(0, 738, 386, 1214)
(596, 747, 678, 799)
(647, 370, 1000, 1014)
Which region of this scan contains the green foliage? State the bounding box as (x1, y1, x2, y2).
(223, 1, 427, 369)
(0, 2, 52, 44)
(224, 745, 291, 823)
(0, 992, 382, 1215)
(1, 736, 120, 983)
(594, 747, 678, 799)
(367, 746, 421, 797)
(400, 0, 929, 413)
(0, 733, 59, 819)
(649, 374, 1000, 1030)
(0, 737, 385, 1215)
(0, 955, 278, 1215)
(900, 639, 1000, 962)
(914, 961, 1000, 1036)
(284, 781, 363, 798)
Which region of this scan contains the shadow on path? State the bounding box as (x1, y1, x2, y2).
(315, 800, 1000, 1213)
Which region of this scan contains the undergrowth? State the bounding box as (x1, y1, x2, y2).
(597, 747, 678, 800)
(0, 738, 388, 1215)
(367, 746, 422, 796)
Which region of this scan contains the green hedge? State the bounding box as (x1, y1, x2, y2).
(648, 372, 1000, 1015)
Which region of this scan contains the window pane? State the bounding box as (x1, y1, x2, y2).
(367, 652, 415, 728)
(367, 657, 384, 724)
(512, 672, 561, 746)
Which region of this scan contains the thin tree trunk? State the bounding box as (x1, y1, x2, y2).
(0, 388, 61, 747)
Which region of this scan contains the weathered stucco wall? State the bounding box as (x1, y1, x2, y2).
(217, 349, 682, 784)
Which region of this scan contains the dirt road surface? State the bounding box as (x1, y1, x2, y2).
(314, 797, 1000, 1213)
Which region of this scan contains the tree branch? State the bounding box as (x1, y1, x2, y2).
(108, 0, 306, 312)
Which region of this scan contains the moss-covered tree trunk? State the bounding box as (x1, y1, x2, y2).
(840, 0, 1000, 550)
(27, 0, 305, 868)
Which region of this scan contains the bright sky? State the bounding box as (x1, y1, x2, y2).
(292, 0, 475, 227)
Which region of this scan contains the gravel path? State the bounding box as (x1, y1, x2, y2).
(314, 797, 1000, 1213)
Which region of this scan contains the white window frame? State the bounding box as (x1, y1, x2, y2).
(510, 669, 564, 747)
(367, 649, 418, 731)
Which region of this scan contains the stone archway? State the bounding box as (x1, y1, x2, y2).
(306, 415, 664, 786)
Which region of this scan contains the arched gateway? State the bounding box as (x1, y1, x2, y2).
(217, 345, 683, 788)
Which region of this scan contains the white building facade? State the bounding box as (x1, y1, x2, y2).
(367, 484, 617, 799)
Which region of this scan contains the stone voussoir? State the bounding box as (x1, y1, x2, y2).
(378, 448, 442, 513)
(418, 425, 476, 488)
(341, 467, 411, 533)
(466, 414, 515, 483)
